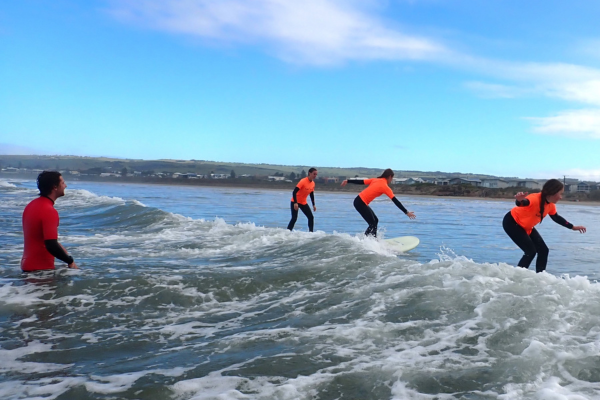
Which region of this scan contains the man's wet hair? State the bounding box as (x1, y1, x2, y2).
(37, 171, 62, 196)
(308, 168, 317, 174)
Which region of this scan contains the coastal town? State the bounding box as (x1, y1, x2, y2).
(1, 155, 599, 201)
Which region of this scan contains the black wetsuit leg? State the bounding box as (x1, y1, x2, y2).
(530, 228, 549, 273)
(288, 202, 314, 232)
(287, 201, 298, 230)
(298, 203, 314, 232)
(354, 196, 378, 237)
(503, 212, 549, 272)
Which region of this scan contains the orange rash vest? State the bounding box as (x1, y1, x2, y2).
(291, 177, 315, 205)
(511, 192, 557, 235)
(358, 178, 394, 205)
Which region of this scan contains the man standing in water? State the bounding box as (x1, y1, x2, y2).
(287, 168, 317, 232)
(21, 171, 78, 272)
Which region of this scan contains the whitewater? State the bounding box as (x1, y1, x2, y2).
(1, 179, 600, 400)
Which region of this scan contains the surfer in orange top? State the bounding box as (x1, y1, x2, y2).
(341, 169, 416, 237)
(503, 179, 586, 273)
(287, 168, 317, 232)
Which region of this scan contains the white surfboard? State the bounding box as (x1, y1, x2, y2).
(384, 236, 420, 252)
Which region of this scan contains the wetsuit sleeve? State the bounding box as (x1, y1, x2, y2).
(310, 192, 315, 206)
(515, 199, 531, 206)
(550, 213, 574, 229)
(44, 239, 74, 264)
(292, 187, 300, 203)
(392, 197, 408, 214)
(347, 179, 365, 185)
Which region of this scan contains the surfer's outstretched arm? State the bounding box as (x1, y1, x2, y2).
(341, 179, 365, 187)
(392, 197, 416, 219)
(549, 214, 586, 233)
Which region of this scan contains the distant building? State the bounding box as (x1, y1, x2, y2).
(393, 177, 424, 185)
(448, 178, 482, 186)
(324, 177, 339, 183)
(481, 178, 509, 188)
(268, 176, 285, 181)
(212, 173, 229, 179)
(576, 181, 599, 193)
(562, 178, 580, 193)
(506, 179, 542, 190)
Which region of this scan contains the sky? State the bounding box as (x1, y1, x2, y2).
(1, 0, 600, 180)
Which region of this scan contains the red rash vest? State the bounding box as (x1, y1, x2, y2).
(21, 196, 59, 271)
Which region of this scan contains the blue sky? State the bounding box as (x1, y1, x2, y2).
(1, 0, 600, 180)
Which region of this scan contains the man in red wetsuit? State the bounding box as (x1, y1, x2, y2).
(21, 171, 78, 272)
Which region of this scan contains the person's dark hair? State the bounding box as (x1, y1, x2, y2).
(377, 168, 394, 179)
(37, 171, 62, 196)
(308, 168, 317, 174)
(540, 179, 564, 223)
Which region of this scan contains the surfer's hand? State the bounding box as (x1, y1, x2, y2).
(515, 192, 529, 201)
(313, 206, 317, 212)
(68, 262, 79, 269)
(572, 225, 586, 233)
(406, 211, 416, 219)
(340, 180, 347, 187)
(294, 203, 299, 211)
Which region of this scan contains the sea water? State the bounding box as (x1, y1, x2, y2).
(1, 178, 600, 399)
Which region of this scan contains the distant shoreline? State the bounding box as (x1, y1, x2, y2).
(3, 172, 598, 206)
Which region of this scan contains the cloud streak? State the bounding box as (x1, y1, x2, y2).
(0, 143, 51, 155)
(528, 109, 600, 139)
(108, 0, 600, 138)
(108, 0, 449, 65)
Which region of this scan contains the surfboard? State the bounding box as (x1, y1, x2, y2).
(384, 236, 420, 252)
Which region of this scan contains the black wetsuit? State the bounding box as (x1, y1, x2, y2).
(287, 188, 315, 232)
(44, 239, 74, 265)
(347, 179, 407, 237)
(503, 198, 573, 273)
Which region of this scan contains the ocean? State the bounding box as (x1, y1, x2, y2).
(1, 178, 600, 400)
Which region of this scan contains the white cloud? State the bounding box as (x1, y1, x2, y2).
(107, 0, 449, 65)
(0, 143, 50, 155)
(460, 58, 600, 103)
(544, 80, 600, 106)
(563, 169, 600, 182)
(575, 38, 600, 61)
(464, 81, 527, 98)
(107, 0, 600, 139)
(527, 109, 600, 139)
(534, 168, 600, 182)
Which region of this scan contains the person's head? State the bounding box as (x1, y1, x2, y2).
(538, 178, 564, 223)
(37, 171, 66, 198)
(307, 168, 318, 181)
(542, 179, 564, 204)
(378, 168, 394, 183)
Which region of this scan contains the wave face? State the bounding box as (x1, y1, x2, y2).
(2, 179, 600, 399)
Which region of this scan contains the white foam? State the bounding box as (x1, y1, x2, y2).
(0, 180, 16, 188)
(0, 341, 72, 375)
(56, 188, 126, 208)
(0, 377, 87, 400)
